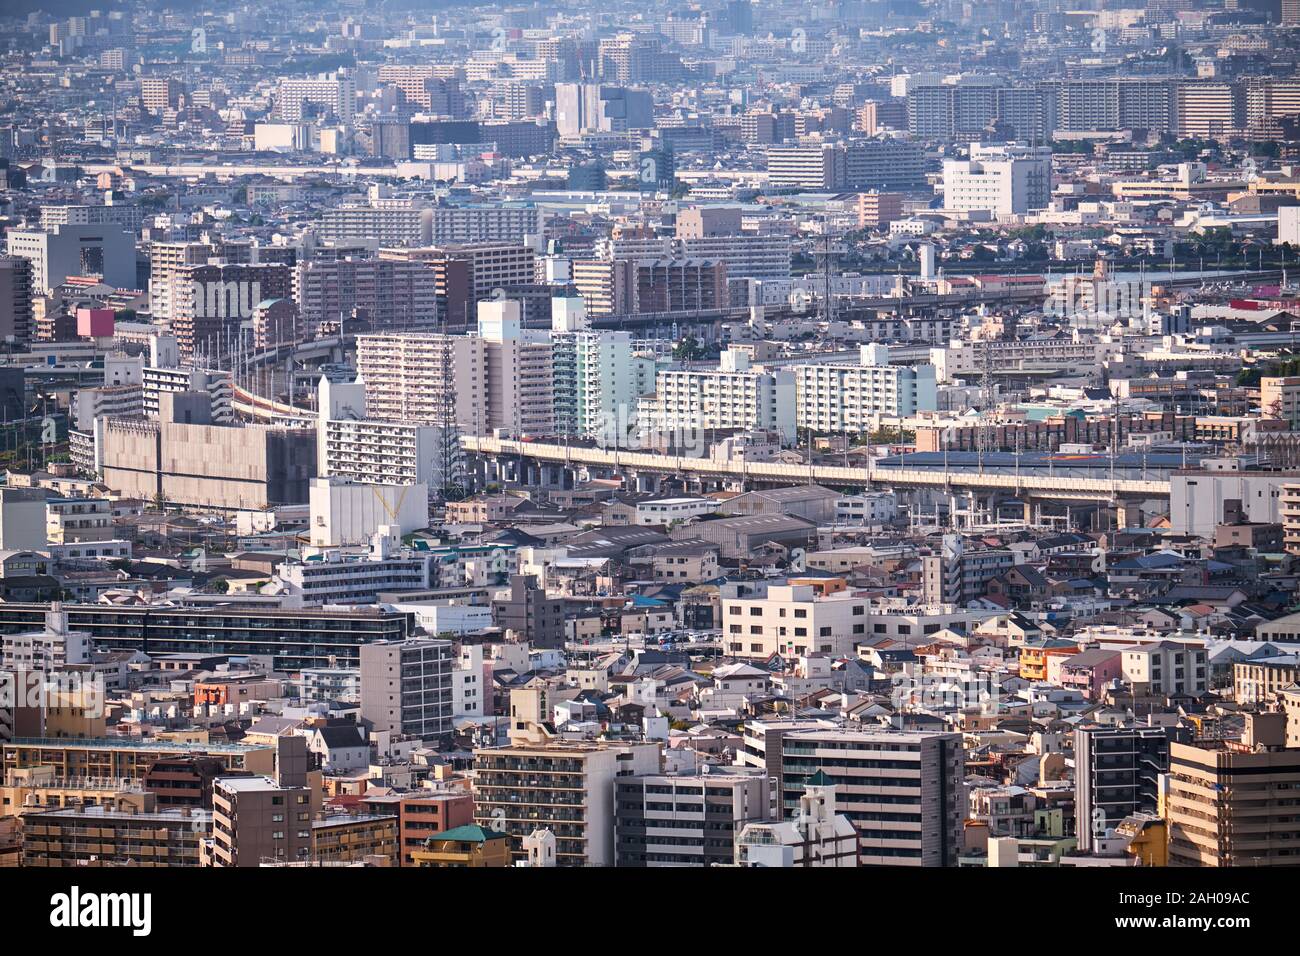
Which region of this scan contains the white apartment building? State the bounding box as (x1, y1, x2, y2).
(478, 299, 554, 438)
(319, 204, 432, 247)
(550, 297, 641, 444)
(942, 142, 1051, 217)
(723, 583, 873, 658)
(734, 775, 859, 868)
(766, 144, 842, 190)
(0, 607, 91, 671)
(430, 205, 543, 245)
(1120, 640, 1209, 697)
(355, 332, 487, 430)
(795, 344, 938, 432)
(272, 529, 432, 606)
(276, 73, 357, 125)
(142, 366, 234, 424)
(640, 348, 795, 444)
(72, 383, 143, 431)
(320, 416, 461, 491)
(453, 643, 486, 717)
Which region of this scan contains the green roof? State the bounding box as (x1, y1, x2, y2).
(807, 770, 833, 787)
(427, 824, 510, 844)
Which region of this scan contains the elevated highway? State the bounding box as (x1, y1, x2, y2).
(460, 437, 1170, 504)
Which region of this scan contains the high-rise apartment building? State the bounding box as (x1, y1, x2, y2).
(1074, 725, 1173, 853)
(359, 638, 454, 744)
(640, 347, 795, 445)
(474, 736, 661, 866)
(293, 257, 438, 335)
(276, 72, 356, 125)
(778, 727, 964, 866)
(794, 344, 938, 431)
(0, 255, 32, 347)
(616, 770, 769, 866)
(1166, 714, 1300, 866)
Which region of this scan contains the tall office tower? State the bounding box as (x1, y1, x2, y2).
(778, 727, 965, 866)
(0, 256, 33, 348)
(359, 638, 454, 744)
(1074, 725, 1174, 853)
(1166, 714, 1300, 866)
(478, 299, 554, 438)
(276, 72, 357, 125)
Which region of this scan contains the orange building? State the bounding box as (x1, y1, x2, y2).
(1018, 640, 1080, 682)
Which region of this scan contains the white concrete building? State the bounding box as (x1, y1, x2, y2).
(550, 297, 640, 444)
(735, 774, 859, 867)
(1120, 640, 1208, 697)
(722, 583, 873, 659)
(6, 223, 137, 292)
(942, 142, 1051, 217)
(640, 348, 795, 444)
(478, 299, 554, 438)
(795, 344, 938, 432)
(635, 497, 717, 526)
(1, 606, 91, 671)
(276, 72, 356, 125)
(308, 478, 429, 547)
